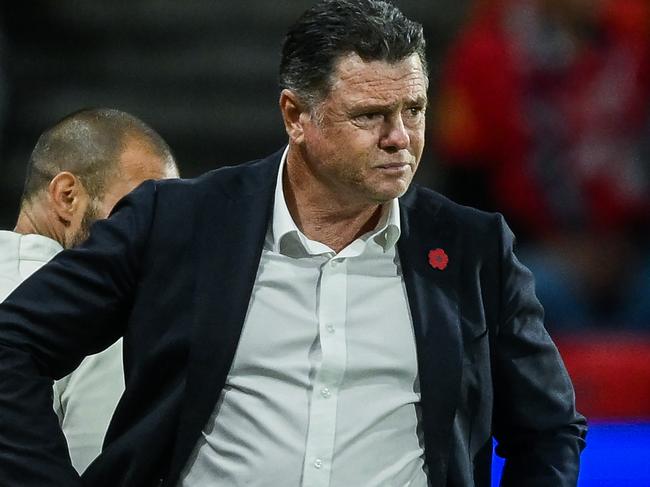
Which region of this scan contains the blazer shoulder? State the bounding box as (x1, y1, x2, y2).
(151, 149, 282, 205)
(403, 184, 503, 234)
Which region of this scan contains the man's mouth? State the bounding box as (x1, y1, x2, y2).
(375, 162, 410, 172)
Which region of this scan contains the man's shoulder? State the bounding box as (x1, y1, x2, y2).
(0, 231, 62, 302)
(401, 185, 511, 269)
(116, 150, 282, 234)
(0, 230, 19, 248)
(0, 231, 62, 264)
(0, 231, 21, 301)
(401, 184, 501, 231)
(153, 149, 282, 203)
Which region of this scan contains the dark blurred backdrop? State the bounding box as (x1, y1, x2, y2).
(0, 0, 470, 228)
(1, 2, 650, 484)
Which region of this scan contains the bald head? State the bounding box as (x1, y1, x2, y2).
(16, 108, 179, 248)
(22, 108, 176, 205)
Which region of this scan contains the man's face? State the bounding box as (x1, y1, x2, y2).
(298, 52, 428, 205)
(69, 139, 177, 247)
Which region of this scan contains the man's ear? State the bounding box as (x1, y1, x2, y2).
(47, 171, 84, 225)
(279, 89, 310, 144)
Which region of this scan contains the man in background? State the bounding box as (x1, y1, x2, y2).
(0, 107, 178, 472)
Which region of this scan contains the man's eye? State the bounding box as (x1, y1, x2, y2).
(406, 106, 425, 117)
(356, 112, 383, 122)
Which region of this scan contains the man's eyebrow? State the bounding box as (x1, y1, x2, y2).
(348, 96, 428, 113)
(405, 95, 428, 106)
(348, 102, 392, 113)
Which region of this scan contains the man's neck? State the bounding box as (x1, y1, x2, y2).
(283, 155, 383, 254)
(292, 201, 382, 253)
(14, 205, 61, 245)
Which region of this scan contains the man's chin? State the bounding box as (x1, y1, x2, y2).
(368, 187, 410, 204)
(375, 180, 413, 200)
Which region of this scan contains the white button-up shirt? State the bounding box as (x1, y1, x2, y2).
(181, 150, 428, 486)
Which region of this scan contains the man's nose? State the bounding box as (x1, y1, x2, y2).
(379, 114, 410, 152)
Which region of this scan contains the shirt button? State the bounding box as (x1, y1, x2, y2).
(330, 259, 339, 268)
(326, 323, 335, 333)
(314, 458, 323, 469)
(321, 387, 331, 398)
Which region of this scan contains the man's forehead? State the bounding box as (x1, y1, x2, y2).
(329, 52, 428, 102)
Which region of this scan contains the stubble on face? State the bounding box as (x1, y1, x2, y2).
(67, 197, 102, 248)
(66, 139, 175, 248)
(297, 52, 428, 209)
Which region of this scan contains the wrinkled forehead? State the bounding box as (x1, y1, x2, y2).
(328, 52, 428, 104)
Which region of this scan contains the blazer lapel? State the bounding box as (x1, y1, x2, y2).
(397, 188, 463, 487)
(167, 152, 282, 482)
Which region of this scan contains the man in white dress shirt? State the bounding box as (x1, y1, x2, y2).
(0, 107, 178, 472)
(178, 1, 585, 485)
(0, 2, 585, 486)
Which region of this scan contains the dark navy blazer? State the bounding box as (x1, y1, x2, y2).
(0, 149, 586, 486)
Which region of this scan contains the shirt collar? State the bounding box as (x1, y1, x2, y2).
(0, 230, 63, 263)
(271, 147, 401, 255)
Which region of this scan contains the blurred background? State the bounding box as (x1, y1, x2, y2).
(0, 1, 648, 484)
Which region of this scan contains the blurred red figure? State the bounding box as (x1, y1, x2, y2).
(435, 0, 650, 329)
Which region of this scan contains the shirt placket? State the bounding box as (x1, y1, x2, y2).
(301, 256, 348, 487)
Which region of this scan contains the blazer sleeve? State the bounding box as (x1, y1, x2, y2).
(491, 214, 587, 487)
(0, 180, 158, 486)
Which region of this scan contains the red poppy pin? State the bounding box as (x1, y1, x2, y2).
(428, 248, 448, 270)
